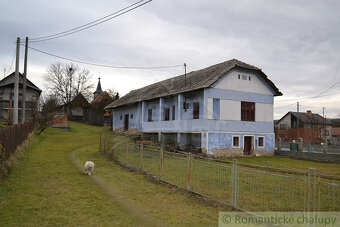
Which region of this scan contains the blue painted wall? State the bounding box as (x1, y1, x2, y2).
(113, 104, 140, 130)
(205, 132, 275, 154)
(142, 119, 273, 133)
(181, 90, 204, 120)
(206, 88, 273, 104)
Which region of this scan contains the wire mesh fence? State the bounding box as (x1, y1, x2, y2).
(100, 133, 340, 213)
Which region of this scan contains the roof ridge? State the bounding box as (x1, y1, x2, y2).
(106, 59, 281, 109)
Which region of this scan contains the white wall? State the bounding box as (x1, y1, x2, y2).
(255, 103, 273, 122)
(214, 69, 273, 95)
(220, 99, 241, 121)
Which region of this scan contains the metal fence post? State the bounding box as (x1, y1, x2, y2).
(186, 153, 193, 190)
(307, 167, 316, 212)
(139, 143, 143, 169)
(230, 161, 239, 208)
(230, 162, 234, 206)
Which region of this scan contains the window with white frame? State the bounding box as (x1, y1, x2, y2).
(258, 136, 265, 148)
(232, 136, 240, 148)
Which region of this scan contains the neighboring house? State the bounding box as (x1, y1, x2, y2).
(331, 127, 340, 145)
(0, 72, 41, 123)
(57, 93, 89, 121)
(83, 79, 113, 125)
(275, 111, 333, 141)
(105, 59, 282, 156)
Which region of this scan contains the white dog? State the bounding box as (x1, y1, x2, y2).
(84, 161, 94, 176)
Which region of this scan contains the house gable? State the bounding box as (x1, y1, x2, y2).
(211, 68, 275, 95)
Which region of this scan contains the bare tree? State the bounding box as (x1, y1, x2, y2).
(106, 88, 120, 101)
(35, 95, 58, 135)
(43, 62, 94, 104)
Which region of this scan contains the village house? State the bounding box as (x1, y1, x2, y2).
(275, 111, 333, 142)
(83, 78, 113, 126)
(57, 93, 89, 122)
(0, 72, 41, 123)
(105, 59, 282, 156)
(331, 127, 340, 145)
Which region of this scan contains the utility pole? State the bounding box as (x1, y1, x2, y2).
(184, 63, 187, 86)
(297, 102, 299, 112)
(22, 37, 28, 123)
(13, 37, 20, 125)
(3, 68, 5, 78)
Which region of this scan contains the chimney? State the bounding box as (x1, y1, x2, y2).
(307, 110, 312, 117)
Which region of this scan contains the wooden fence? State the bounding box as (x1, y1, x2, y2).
(0, 118, 34, 159)
(275, 128, 320, 144)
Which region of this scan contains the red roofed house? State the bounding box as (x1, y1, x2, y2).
(83, 78, 114, 125)
(332, 127, 340, 145)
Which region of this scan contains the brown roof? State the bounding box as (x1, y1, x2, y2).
(91, 91, 112, 105)
(70, 93, 89, 108)
(105, 59, 282, 109)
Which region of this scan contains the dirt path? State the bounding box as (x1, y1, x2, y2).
(68, 145, 165, 227)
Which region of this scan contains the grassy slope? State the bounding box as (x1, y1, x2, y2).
(0, 122, 225, 226)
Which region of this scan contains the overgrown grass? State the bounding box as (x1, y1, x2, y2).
(102, 134, 340, 212)
(0, 122, 226, 226)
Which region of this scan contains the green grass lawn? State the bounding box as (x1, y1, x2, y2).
(228, 155, 340, 176)
(0, 122, 227, 226)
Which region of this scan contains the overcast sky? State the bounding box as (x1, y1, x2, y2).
(1, 0, 339, 119)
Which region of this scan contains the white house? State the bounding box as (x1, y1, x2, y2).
(105, 59, 282, 156)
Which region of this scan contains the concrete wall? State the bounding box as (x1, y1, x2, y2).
(275, 149, 340, 164)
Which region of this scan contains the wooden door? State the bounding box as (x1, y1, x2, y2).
(244, 136, 252, 155)
(124, 114, 129, 131)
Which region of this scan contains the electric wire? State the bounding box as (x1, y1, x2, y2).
(25, 45, 183, 70)
(7, 45, 16, 73)
(274, 89, 340, 109)
(27, 0, 151, 43)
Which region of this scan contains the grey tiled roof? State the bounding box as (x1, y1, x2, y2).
(290, 112, 333, 125)
(105, 59, 282, 109)
(0, 72, 42, 92)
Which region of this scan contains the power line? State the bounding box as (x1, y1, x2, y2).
(274, 90, 340, 109)
(7, 45, 16, 73)
(27, 0, 152, 43)
(25, 45, 183, 70)
(29, 0, 145, 41)
(276, 81, 340, 102)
